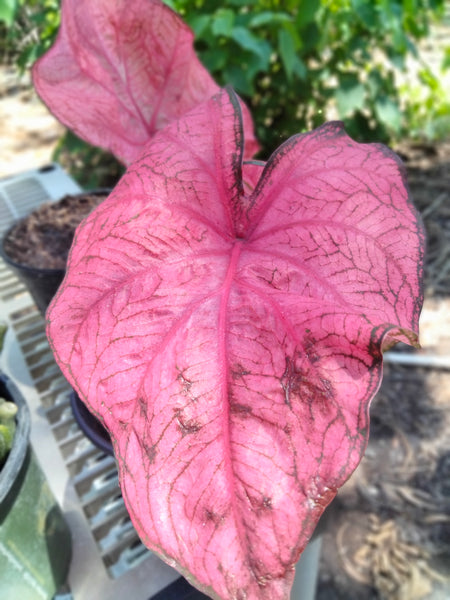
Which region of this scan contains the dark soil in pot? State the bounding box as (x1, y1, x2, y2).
(2, 191, 108, 269)
(1, 191, 108, 314)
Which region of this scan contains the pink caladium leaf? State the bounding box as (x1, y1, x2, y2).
(47, 89, 424, 599)
(32, 0, 258, 164)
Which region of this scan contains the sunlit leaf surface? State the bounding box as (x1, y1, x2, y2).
(47, 89, 424, 599)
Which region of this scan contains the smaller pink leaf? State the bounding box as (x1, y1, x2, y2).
(32, 0, 258, 164)
(47, 90, 424, 600)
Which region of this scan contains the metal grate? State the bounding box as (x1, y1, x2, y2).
(0, 167, 181, 599)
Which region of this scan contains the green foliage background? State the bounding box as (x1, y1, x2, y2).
(1, 0, 449, 184)
(0, 0, 60, 68)
(167, 0, 449, 155)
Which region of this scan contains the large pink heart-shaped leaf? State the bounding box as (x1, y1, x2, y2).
(47, 89, 424, 599)
(32, 0, 258, 164)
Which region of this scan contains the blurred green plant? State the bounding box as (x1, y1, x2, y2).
(0, 0, 60, 69)
(1, 0, 448, 175)
(0, 396, 17, 466)
(52, 131, 125, 190)
(402, 57, 450, 140)
(167, 0, 447, 155)
(0, 323, 15, 467)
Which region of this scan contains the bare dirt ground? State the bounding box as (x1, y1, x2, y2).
(0, 65, 63, 176)
(0, 65, 449, 600)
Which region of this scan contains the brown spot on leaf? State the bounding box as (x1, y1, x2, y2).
(231, 363, 251, 380)
(246, 491, 274, 513)
(174, 409, 201, 436)
(280, 356, 299, 408)
(137, 396, 147, 417)
(303, 334, 321, 363)
(204, 508, 225, 526)
(283, 422, 293, 435)
(262, 496, 273, 510)
(248, 558, 271, 588)
(177, 368, 193, 395)
(142, 441, 157, 463)
(281, 353, 334, 413)
(230, 402, 253, 417)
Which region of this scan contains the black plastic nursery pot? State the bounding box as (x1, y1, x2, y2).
(0, 249, 65, 316)
(70, 390, 114, 456)
(0, 189, 110, 316)
(0, 372, 72, 599)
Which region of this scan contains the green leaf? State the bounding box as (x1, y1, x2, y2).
(0, 0, 18, 26)
(17, 45, 41, 71)
(296, 0, 320, 29)
(375, 96, 402, 133)
(225, 0, 252, 5)
(198, 48, 228, 73)
(249, 11, 292, 28)
(335, 74, 366, 116)
(230, 26, 271, 69)
(300, 22, 320, 52)
(351, 0, 377, 29)
(441, 46, 450, 71)
(282, 21, 302, 50)
(278, 29, 296, 80)
(367, 70, 384, 97)
(418, 68, 440, 92)
(293, 56, 307, 80)
(212, 8, 235, 37)
(223, 65, 254, 96)
(188, 14, 211, 37)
